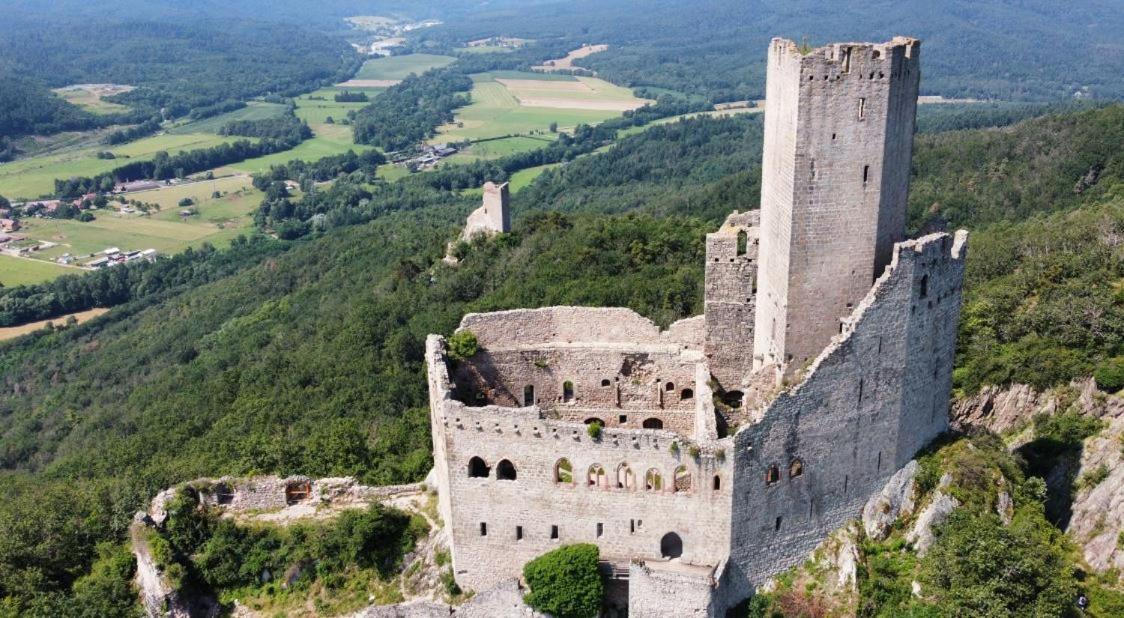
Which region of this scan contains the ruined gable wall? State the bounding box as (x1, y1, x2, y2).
(460, 307, 675, 348)
(454, 347, 701, 433)
(705, 214, 760, 388)
(722, 231, 965, 602)
(462, 182, 510, 240)
(428, 338, 733, 592)
(754, 38, 921, 372)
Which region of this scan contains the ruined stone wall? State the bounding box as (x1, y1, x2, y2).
(460, 307, 698, 349)
(427, 336, 733, 592)
(705, 211, 760, 388)
(754, 37, 921, 372)
(723, 231, 965, 602)
(454, 347, 701, 434)
(628, 560, 718, 618)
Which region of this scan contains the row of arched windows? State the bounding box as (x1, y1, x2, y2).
(468, 456, 517, 480)
(765, 459, 804, 485)
(555, 458, 716, 494)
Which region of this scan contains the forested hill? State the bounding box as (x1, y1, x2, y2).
(0, 105, 1121, 614)
(416, 0, 1124, 102)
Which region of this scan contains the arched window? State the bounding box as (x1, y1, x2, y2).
(468, 456, 490, 478)
(722, 391, 743, 409)
(681, 388, 694, 400)
(214, 483, 234, 505)
(554, 458, 573, 484)
(660, 532, 683, 559)
(588, 464, 606, 488)
(496, 459, 517, 481)
(789, 458, 804, 478)
(562, 380, 575, 402)
(665, 382, 675, 392)
(737, 231, 748, 256)
(523, 385, 535, 407)
(713, 475, 721, 491)
(616, 463, 635, 491)
(645, 469, 663, 491)
(601, 379, 611, 387)
(673, 465, 692, 493)
(766, 464, 780, 485)
(642, 417, 664, 430)
(584, 417, 603, 425)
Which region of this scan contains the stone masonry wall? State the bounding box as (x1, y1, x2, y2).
(427, 337, 733, 592)
(722, 231, 966, 602)
(754, 38, 921, 373)
(705, 211, 760, 388)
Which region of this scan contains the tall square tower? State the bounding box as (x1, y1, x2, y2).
(753, 37, 921, 372)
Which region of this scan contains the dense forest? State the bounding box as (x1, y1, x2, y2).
(1, 104, 1121, 613)
(0, 18, 359, 138)
(351, 70, 474, 150)
(417, 0, 1124, 103)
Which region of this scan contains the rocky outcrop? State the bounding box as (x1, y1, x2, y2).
(352, 580, 542, 617)
(862, 460, 919, 541)
(1067, 394, 1124, 573)
(952, 378, 1105, 435)
(906, 474, 958, 556)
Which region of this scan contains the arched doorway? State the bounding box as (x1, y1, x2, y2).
(660, 532, 683, 559)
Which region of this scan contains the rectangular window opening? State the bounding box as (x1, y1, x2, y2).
(775, 516, 782, 531)
(479, 522, 487, 536)
(596, 523, 604, 538)
(516, 526, 523, 541)
(550, 525, 559, 540)
(630, 519, 636, 534)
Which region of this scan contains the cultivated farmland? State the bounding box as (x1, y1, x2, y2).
(337, 53, 456, 87)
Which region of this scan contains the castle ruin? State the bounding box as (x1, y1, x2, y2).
(462, 181, 511, 241)
(426, 37, 967, 616)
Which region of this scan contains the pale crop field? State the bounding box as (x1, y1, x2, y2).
(53, 84, 134, 115)
(0, 307, 109, 341)
(432, 72, 648, 146)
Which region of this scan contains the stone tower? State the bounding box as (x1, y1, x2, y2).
(704, 211, 759, 388)
(752, 37, 921, 373)
(462, 181, 511, 241)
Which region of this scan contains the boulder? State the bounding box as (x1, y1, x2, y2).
(862, 460, 919, 540)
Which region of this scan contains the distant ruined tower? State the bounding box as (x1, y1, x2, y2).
(462, 181, 511, 241)
(753, 37, 921, 373)
(704, 211, 759, 387)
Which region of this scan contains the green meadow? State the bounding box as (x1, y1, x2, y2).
(354, 54, 456, 81)
(0, 133, 243, 200)
(0, 255, 78, 287)
(167, 102, 288, 135)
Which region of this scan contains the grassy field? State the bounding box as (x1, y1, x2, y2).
(432, 73, 647, 145)
(167, 102, 288, 135)
(353, 54, 456, 81)
(294, 88, 384, 127)
(0, 255, 80, 286)
(14, 176, 260, 264)
(0, 133, 244, 200)
(508, 163, 560, 192)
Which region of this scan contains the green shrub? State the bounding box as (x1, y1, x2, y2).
(1094, 357, 1124, 392)
(586, 421, 603, 440)
(447, 330, 479, 361)
(523, 544, 604, 618)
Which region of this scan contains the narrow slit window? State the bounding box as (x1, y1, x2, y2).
(596, 523, 604, 537)
(737, 231, 748, 256)
(479, 522, 487, 536)
(516, 526, 523, 541)
(863, 165, 870, 184)
(523, 385, 534, 407)
(858, 97, 866, 120)
(775, 516, 782, 531)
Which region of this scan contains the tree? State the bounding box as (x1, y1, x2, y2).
(1094, 357, 1124, 392)
(549, 121, 558, 133)
(0, 194, 9, 210)
(447, 330, 479, 360)
(523, 544, 604, 618)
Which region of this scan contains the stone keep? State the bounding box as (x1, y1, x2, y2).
(425, 37, 965, 617)
(753, 37, 921, 374)
(462, 181, 511, 241)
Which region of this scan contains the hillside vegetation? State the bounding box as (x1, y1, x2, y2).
(0, 105, 1121, 614)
